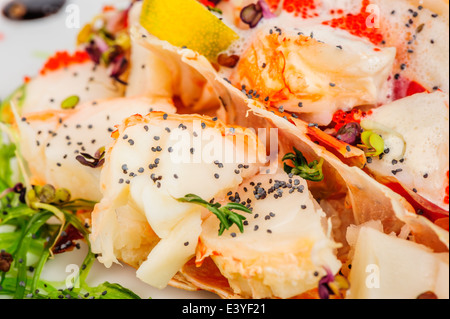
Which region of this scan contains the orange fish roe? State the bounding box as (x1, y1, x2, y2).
(40, 50, 90, 76)
(266, 0, 281, 11)
(444, 170, 449, 205)
(102, 5, 116, 12)
(322, 0, 384, 45)
(283, 0, 318, 19)
(332, 108, 370, 131)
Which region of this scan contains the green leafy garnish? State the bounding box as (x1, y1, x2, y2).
(0, 130, 140, 299)
(282, 147, 324, 182)
(0, 196, 140, 299)
(0, 139, 16, 196)
(0, 84, 26, 123)
(177, 194, 252, 236)
(358, 130, 385, 157)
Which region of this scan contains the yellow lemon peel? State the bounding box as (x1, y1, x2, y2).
(140, 0, 239, 61)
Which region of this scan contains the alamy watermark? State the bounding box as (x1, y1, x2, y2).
(164, 121, 279, 175)
(65, 4, 80, 29)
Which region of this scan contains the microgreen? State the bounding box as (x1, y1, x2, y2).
(75, 146, 106, 168)
(318, 267, 349, 299)
(358, 130, 385, 157)
(282, 148, 324, 182)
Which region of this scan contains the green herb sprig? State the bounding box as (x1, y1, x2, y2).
(177, 194, 252, 236)
(282, 147, 324, 182)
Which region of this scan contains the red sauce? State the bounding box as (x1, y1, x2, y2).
(393, 76, 428, 100)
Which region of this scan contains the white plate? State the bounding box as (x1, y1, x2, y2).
(0, 0, 217, 299)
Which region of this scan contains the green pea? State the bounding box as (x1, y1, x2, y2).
(61, 95, 80, 109)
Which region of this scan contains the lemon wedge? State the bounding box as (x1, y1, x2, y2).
(140, 0, 239, 61)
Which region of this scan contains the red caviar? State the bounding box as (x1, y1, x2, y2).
(40, 50, 90, 76)
(332, 108, 370, 131)
(322, 0, 384, 45)
(283, 0, 318, 18)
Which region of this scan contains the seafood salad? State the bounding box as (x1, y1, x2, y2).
(0, 0, 448, 300)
